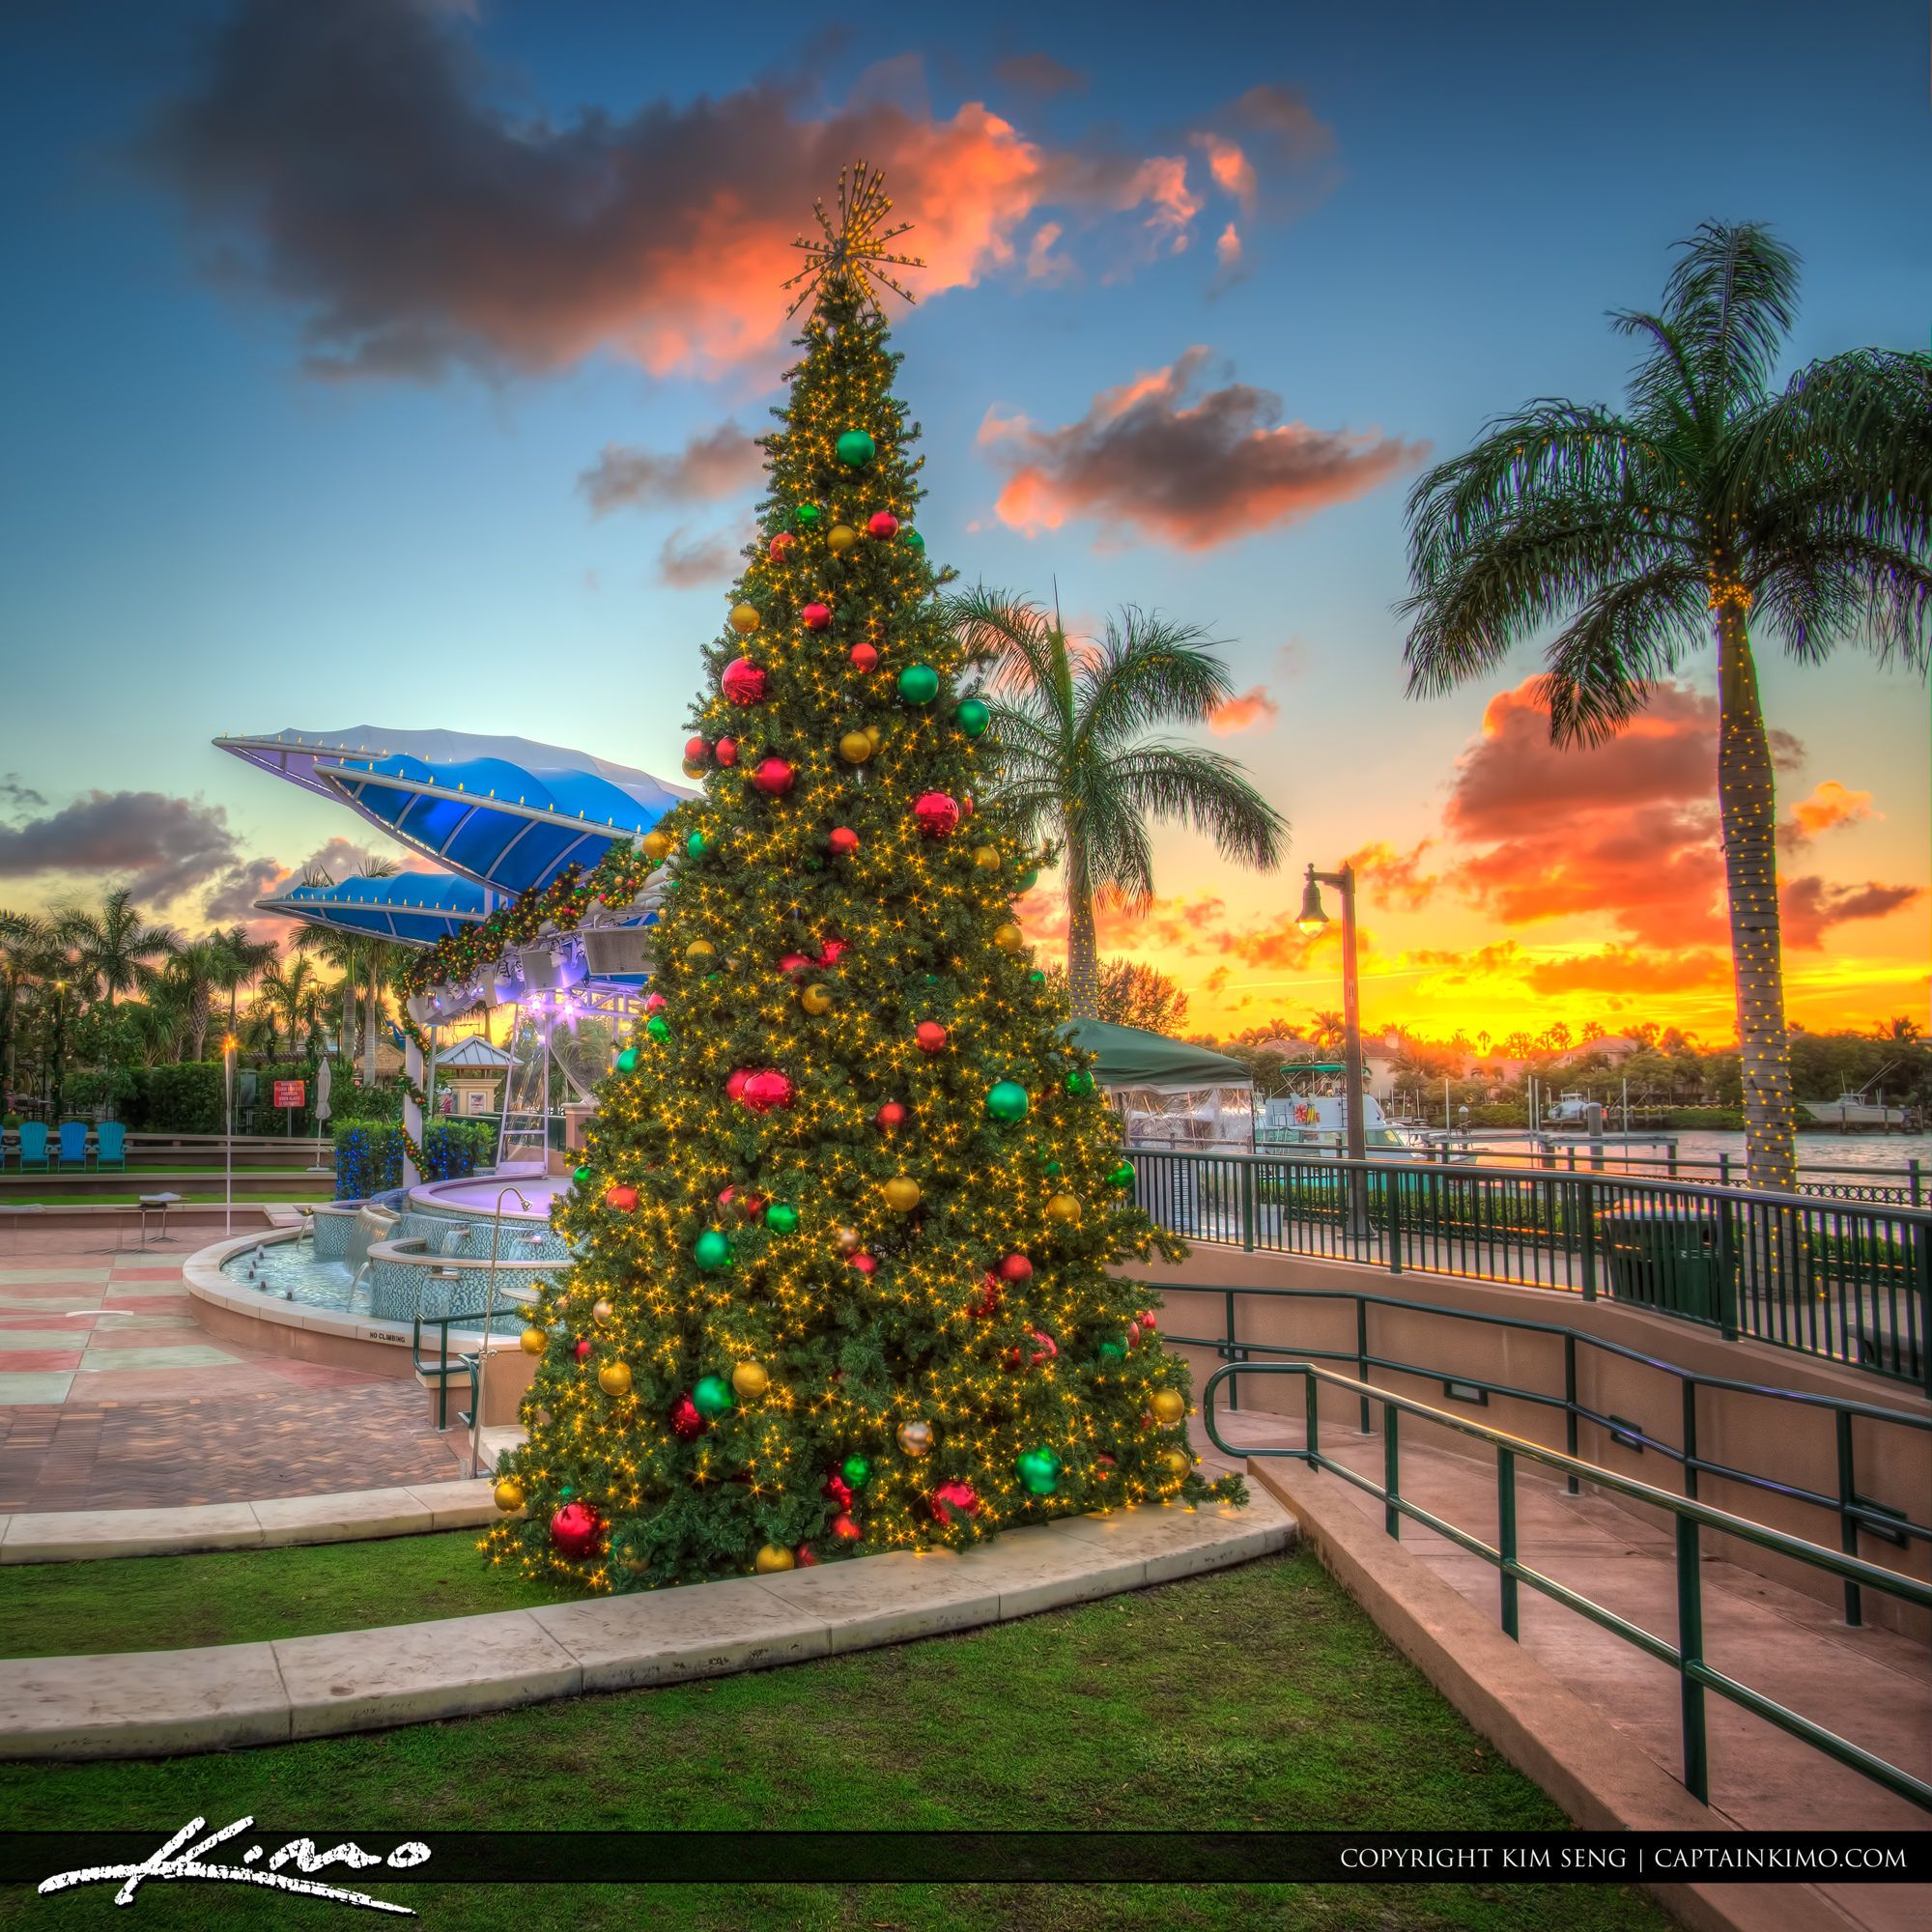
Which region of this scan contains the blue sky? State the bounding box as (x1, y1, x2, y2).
(2, 0, 1925, 1037)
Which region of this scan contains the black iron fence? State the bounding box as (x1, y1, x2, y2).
(1125, 1149, 1931, 1393)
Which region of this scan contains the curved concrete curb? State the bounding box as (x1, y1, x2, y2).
(0, 1495, 1292, 1759)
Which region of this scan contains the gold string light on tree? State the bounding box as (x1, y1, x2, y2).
(481, 167, 1242, 1595)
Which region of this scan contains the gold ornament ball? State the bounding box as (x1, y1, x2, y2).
(801, 982, 835, 1015)
(828, 524, 858, 555)
(1045, 1192, 1081, 1223)
(732, 1361, 771, 1401)
(896, 1418, 935, 1457)
(519, 1325, 547, 1355)
(641, 830, 673, 862)
(686, 940, 716, 964)
(883, 1177, 923, 1211)
(993, 923, 1024, 952)
(729, 603, 761, 635)
(493, 1477, 526, 1514)
(591, 1298, 613, 1325)
(598, 1361, 634, 1398)
(835, 1225, 862, 1253)
(972, 845, 1001, 870)
(1150, 1388, 1187, 1427)
(864, 723, 882, 750)
(1160, 1448, 1191, 1479)
(838, 730, 873, 764)
(754, 1544, 796, 1574)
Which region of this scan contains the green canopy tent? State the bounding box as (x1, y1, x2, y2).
(1061, 1020, 1255, 1149)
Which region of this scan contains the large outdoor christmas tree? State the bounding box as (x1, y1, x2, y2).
(487, 166, 1240, 1593)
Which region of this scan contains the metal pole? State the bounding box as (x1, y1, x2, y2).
(222, 1038, 235, 1238)
(470, 1183, 531, 1479)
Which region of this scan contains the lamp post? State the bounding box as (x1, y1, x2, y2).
(49, 980, 67, 1124)
(221, 1036, 238, 1238)
(1297, 864, 1368, 1236)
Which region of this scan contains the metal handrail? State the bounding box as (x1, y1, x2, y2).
(410, 1302, 529, 1431)
(1162, 1280, 1929, 1626)
(1201, 1360, 1932, 1811)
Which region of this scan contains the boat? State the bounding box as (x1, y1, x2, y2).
(1256, 1091, 1474, 1163)
(1803, 1092, 1909, 1131)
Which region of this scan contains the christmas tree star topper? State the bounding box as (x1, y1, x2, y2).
(781, 160, 924, 320)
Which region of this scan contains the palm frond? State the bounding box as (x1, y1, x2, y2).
(945, 586, 1072, 726)
(1538, 569, 1708, 745)
(1096, 744, 1287, 871)
(1658, 219, 1800, 412)
(1750, 532, 1932, 671)
(1073, 608, 1235, 751)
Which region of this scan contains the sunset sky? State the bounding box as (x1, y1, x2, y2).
(2, 0, 1925, 1044)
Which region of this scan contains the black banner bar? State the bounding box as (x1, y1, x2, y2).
(8, 1831, 1928, 1889)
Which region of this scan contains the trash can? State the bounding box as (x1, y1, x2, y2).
(1604, 1214, 1724, 1322)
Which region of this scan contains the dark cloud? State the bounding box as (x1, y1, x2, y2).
(0, 791, 238, 903)
(980, 346, 1425, 550)
(993, 52, 1087, 96)
(1780, 877, 1922, 950)
(578, 423, 763, 517)
(200, 854, 287, 925)
(140, 0, 1243, 381)
(656, 527, 743, 590)
(0, 774, 47, 813)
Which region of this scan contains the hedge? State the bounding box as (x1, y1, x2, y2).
(332, 1117, 494, 1201)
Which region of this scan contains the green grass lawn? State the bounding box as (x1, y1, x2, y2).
(0, 1530, 585, 1658)
(0, 1551, 1670, 1932)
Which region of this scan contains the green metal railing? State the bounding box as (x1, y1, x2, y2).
(412, 1306, 487, 1430)
(1164, 1281, 1930, 1628)
(1201, 1361, 1932, 1811)
(1126, 1149, 1932, 1392)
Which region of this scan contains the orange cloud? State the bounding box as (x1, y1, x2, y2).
(1207, 685, 1278, 734)
(981, 346, 1426, 550)
(1524, 949, 1731, 995)
(143, 2, 1248, 381)
(1780, 877, 1922, 950)
(1780, 780, 1877, 850)
(1194, 134, 1256, 209)
(1347, 838, 1438, 911)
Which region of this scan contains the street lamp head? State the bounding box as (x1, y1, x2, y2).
(1295, 866, 1329, 938)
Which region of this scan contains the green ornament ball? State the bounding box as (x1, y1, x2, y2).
(794, 502, 821, 526)
(954, 697, 990, 738)
(837, 430, 877, 468)
(902, 527, 925, 551)
(694, 1229, 732, 1272)
(1018, 868, 1039, 892)
(644, 1016, 671, 1043)
(1028, 969, 1046, 984)
(572, 1164, 592, 1186)
(841, 1454, 872, 1489)
(615, 1047, 640, 1073)
(1015, 1447, 1063, 1496)
(1106, 1160, 1136, 1187)
(687, 831, 709, 861)
(1066, 1070, 1096, 1096)
(1097, 1339, 1126, 1362)
(896, 664, 940, 705)
(985, 1080, 1030, 1122)
(693, 1374, 734, 1419)
(1040, 1158, 1064, 1178)
(765, 1202, 799, 1235)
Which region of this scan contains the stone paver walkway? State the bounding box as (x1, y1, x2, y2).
(0, 1228, 465, 1510)
(1197, 1406, 1929, 1932)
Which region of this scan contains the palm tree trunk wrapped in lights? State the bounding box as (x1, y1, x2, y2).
(1401, 221, 1931, 1192)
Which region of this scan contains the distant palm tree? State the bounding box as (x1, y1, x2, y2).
(159, 941, 226, 1061)
(949, 589, 1287, 1016)
(213, 926, 279, 1037)
(1875, 1015, 1923, 1045)
(292, 859, 399, 1073)
(1308, 1010, 1346, 1050)
(1402, 222, 1931, 1190)
(56, 888, 178, 1012)
(0, 910, 54, 1099)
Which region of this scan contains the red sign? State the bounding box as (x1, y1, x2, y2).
(273, 1080, 305, 1108)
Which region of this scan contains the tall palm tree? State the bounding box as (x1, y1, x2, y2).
(1401, 223, 1931, 1190)
(1308, 1010, 1346, 1051)
(55, 888, 178, 1012)
(949, 590, 1287, 1016)
(159, 941, 226, 1061)
(0, 910, 53, 1100)
(213, 925, 279, 1037)
(291, 859, 400, 1075)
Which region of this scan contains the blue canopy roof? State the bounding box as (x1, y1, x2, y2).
(256, 872, 501, 948)
(313, 752, 683, 895)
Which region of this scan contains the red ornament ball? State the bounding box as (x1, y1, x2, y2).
(643, 992, 668, 1014)
(550, 1502, 600, 1560)
(604, 1183, 639, 1213)
(1140, 1310, 1158, 1333)
(867, 511, 899, 539)
(670, 1396, 704, 1440)
(914, 1021, 949, 1055)
(848, 641, 879, 672)
(828, 826, 860, 856)
(778, 952, 811, 975)
(575, 1337, 594, 1362)
(725, 1068, 752, 1101)
(817, 936, 849, 966)
(802, 602, 833, 631)
(849, 1251, 878, 1275)
(715, 736, 739, 768)
(998, 1252, 1033, 1283)
(683, 734, 710, 766)
(931, 1480, 980, 1523)
(796, 1544, 818, 1567)
(822, 1471, 854, 1510)
(718, 1184, 765, 1220)
(913, 792, 961, 839)
(875, 1100, 907, 1130)
(768, 532, 795, 562)
(740, 1068, 796, 1114)
(751, 756, 795, 796)
(830, 1512, 863, 1543)
(721, 658, 769, 705)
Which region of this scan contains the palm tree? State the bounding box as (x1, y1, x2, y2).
(56, 888, 177, 1012)
(0, 910, 54, 1100)
(1401, 223, 1931, 1190)
(213, 926, 279, 1037)
(948, 590, 1288, 1015)
(1875, 1015, 1923, 1045)
(159, 941, 226, 1061)
(1308, 1010, 1346, 1050)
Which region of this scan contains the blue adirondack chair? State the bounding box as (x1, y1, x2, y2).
(18, 1123, 49, 1172)
(57, 1121, 90, 1168)
(96, 1122, 127, 1171)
